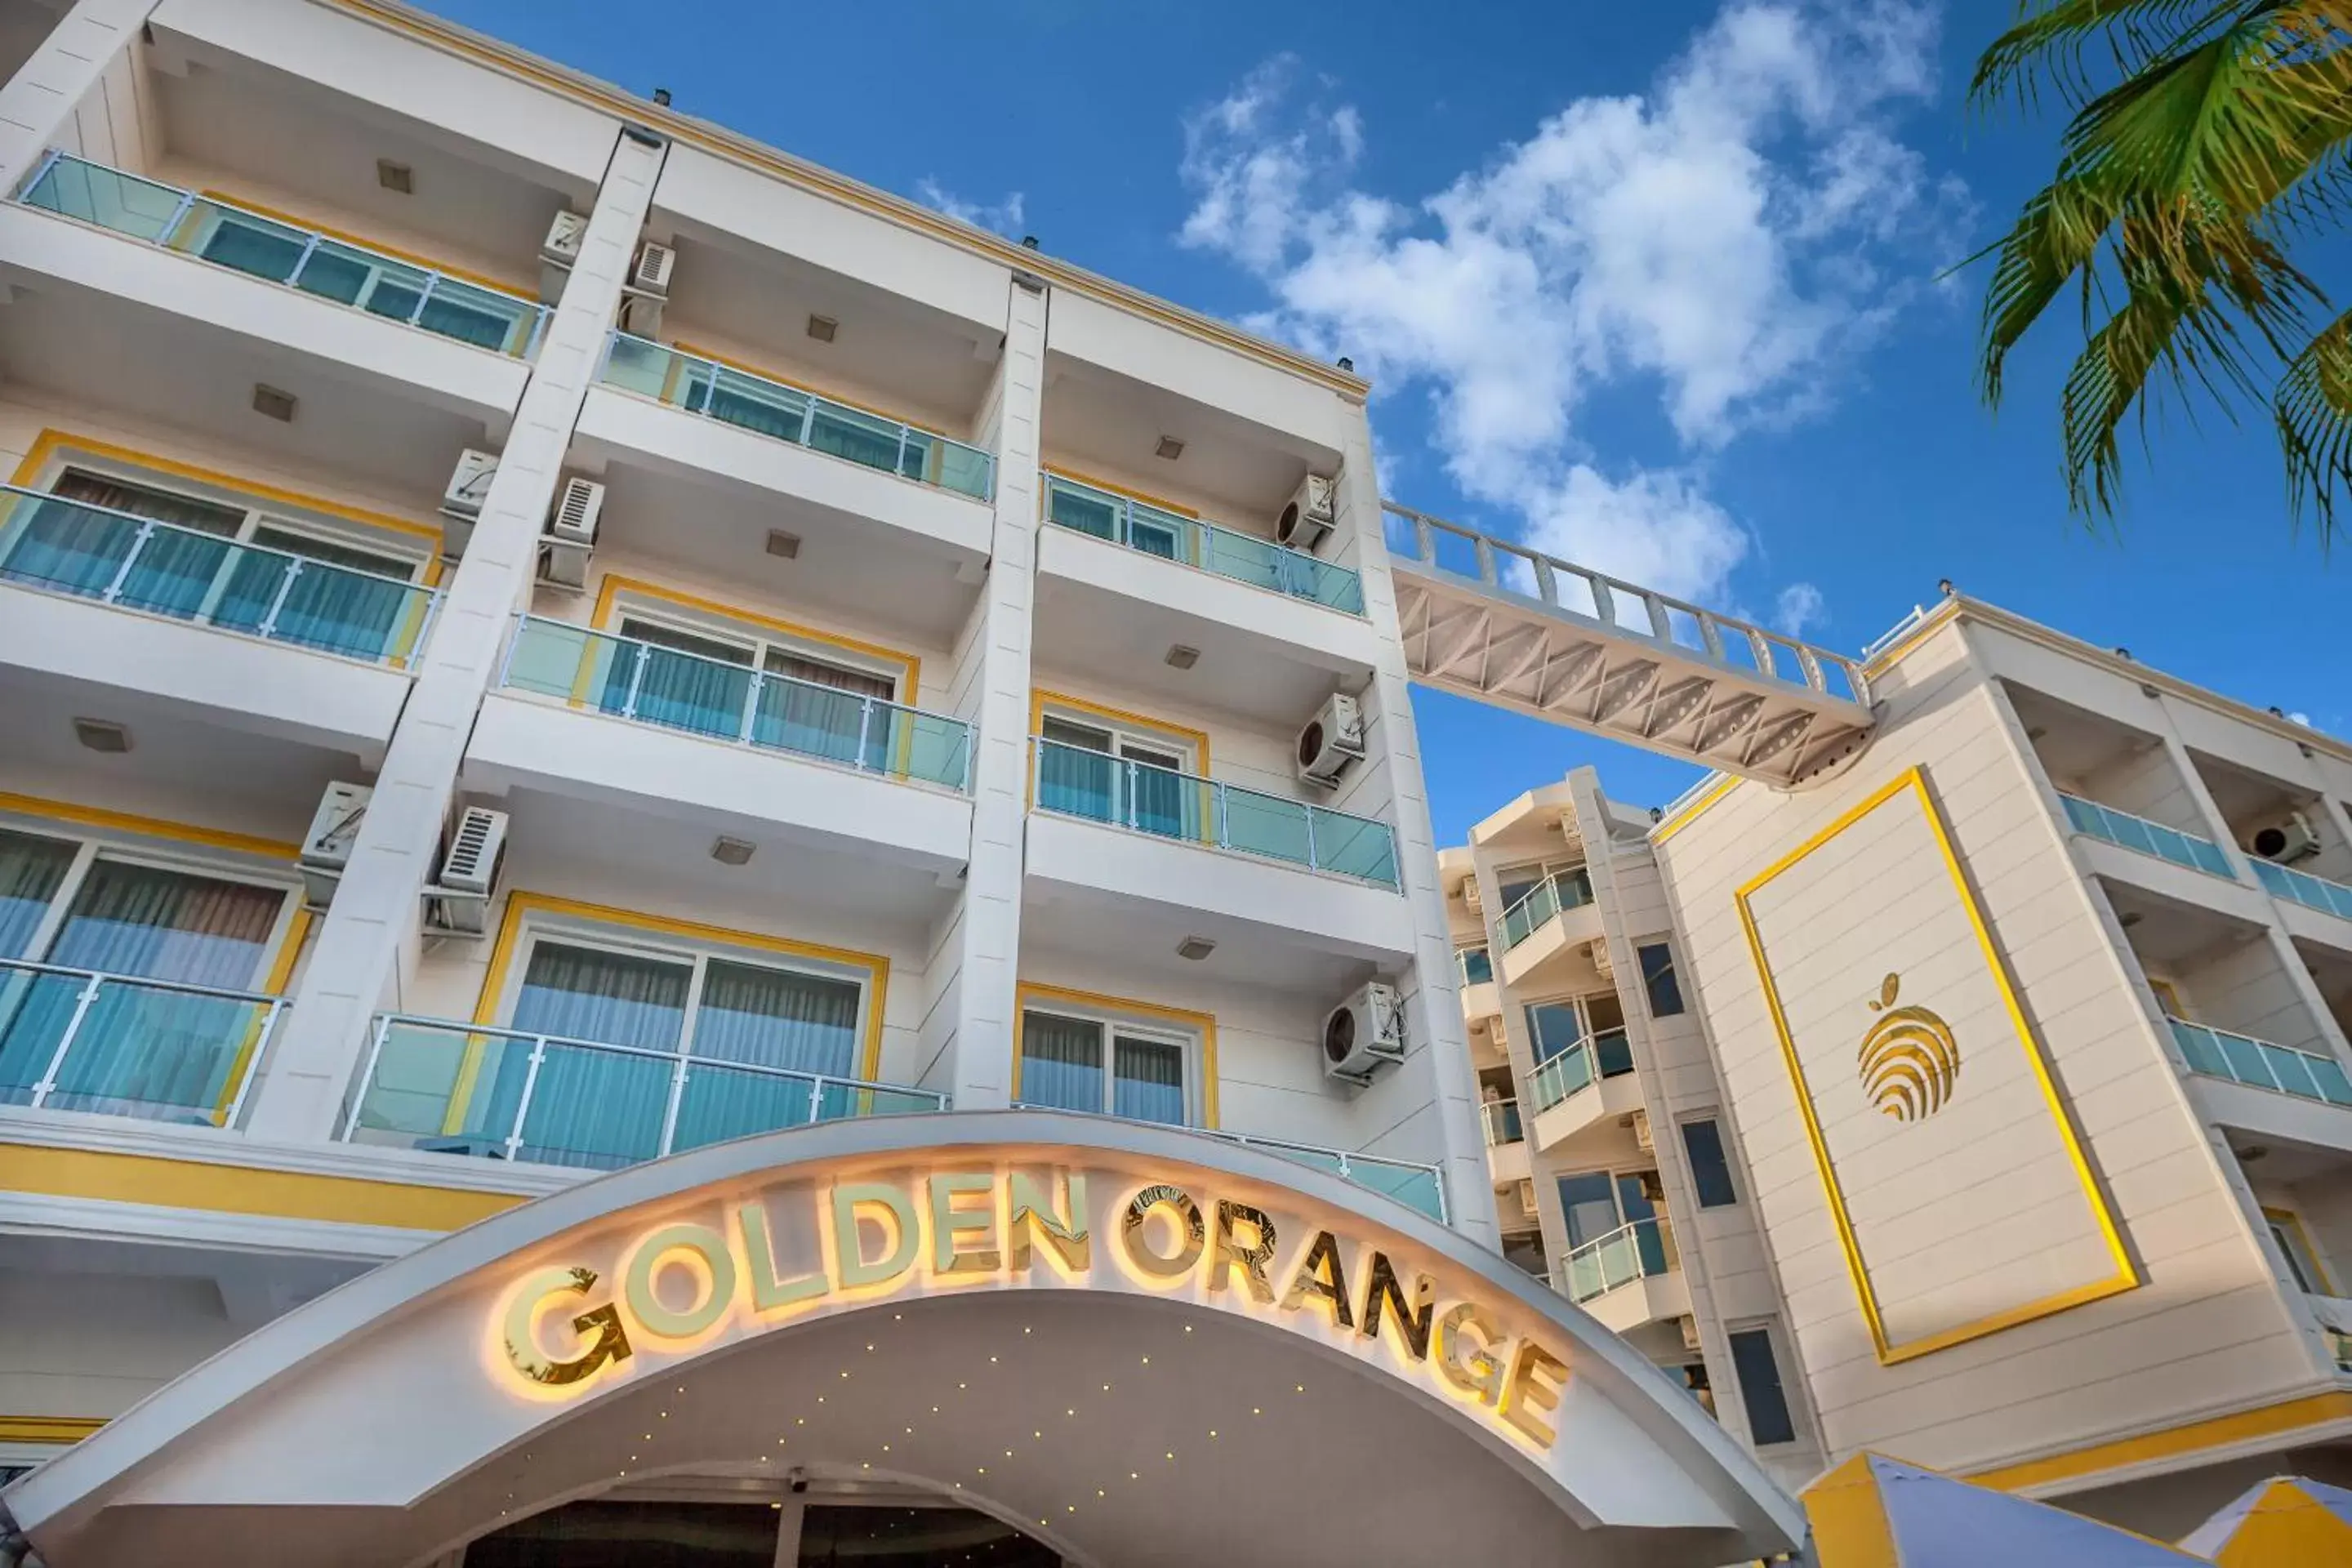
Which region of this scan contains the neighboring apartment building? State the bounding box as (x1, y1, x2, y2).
(1458, 590, 2352, 1539)
(0, 3, 1814, 1566)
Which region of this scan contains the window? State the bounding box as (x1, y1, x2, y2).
(479, 924, 871, 1169)
(1728, 1325, 1798, 1446)
(1637, 940, 1684, 1016)
(1679, 1116, 1739, 1208)
(1555, 1168, 1661, 1247)
(2266, 1208, 2333, 1295)
(1457, 945, 1494, 987)
(603, 603, 902, 763)
(1018, 1006, 1193, 1125)
(0, 821, 298, 1121)
(1525, 994, 1630, 1073)
(1034, 710, 1199, 840)
(1, 463, 430, 662)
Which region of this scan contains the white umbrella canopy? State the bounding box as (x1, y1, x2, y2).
(1804, 1452, 2209, 1567)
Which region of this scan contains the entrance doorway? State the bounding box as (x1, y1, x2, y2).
(461, 1498, 1062, 1566)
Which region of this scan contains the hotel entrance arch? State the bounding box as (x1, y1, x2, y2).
(3, 1113, 1805, 1567)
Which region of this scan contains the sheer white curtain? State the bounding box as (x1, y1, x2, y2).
(497, 942, 689, 1169)
(674, 959, 864, 1151)
(1020, 1010, 1102, 1112)
(1111, 1036, 1186, 1125)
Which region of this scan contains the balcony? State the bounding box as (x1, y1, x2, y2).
(2172, 1017, 2352, 1108)
(1041, 473, 1362, 615)
(599, 333, 994, 501)
(501, 616, 972, 793)
(1555, 1217, 1690, 1333)
(0, 483, 439, 667)
(1500, 870, 1595, 947)
(342, 1015, 944, 1172)
(0, 959, 286, 1129)
(16, 153, 549, 359)
(1484, 1098, 1530, 1187)
(1495, 868, 1601, 987)
(2256, 859, 2352, 925)
(2058, 793, 2237, 880)
(1526, 1030, 1645, 1152)
(1031, 737, 1396, 889)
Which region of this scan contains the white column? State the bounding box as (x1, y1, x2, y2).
(945, 275, 1047, 1111)
(1332, 412, 1496, 1243)
(247, 126, 664, 1140)
(0, 0, 157, 191)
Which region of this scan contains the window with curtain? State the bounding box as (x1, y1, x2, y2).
(0, 827, 74, 958)
(489, 940, 691, 1169)
(1036, 715, 1192, 840)
(1020, 1009, 1190, 1125)
(608, 617, 755, 739)
(759, 648, 897, 769)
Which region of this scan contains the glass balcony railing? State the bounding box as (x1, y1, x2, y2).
(2170, 1016, 2352, 1107)
(2252, 858, 2352, 923)
(0, 958, 285, 1128)
(1482, 1098, 1523, 1147)
(0, 483, 439, 664)
(1499, 868, 1596, 950)
(1558, 1216, 1677, 1304)
(18, 152, 549, 356)
(600, 332, 995, 501)
(1042, 473, 1365, 616)
(2057, 793, 2236, 880)
(1527, 1028, 1633, 1112)
(1031, 737, 1399, 889)
(1458, 945, 1494, 987)
(500, 616, 973, 791)
(343, 1015, 947, 1171)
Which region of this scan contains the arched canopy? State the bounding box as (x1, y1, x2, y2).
(6, 1111, 1806, 1567)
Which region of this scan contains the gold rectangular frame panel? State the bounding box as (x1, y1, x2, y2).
(1735, 765, 2135, 1364)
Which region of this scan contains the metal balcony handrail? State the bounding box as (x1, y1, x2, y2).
(345, 1013, 947, 1165)
(1028, 736, 1401, 889)
(1557, 1215, 1677, 1303)
(1659, 771, 1729, 822)
(599, 332, 996, 501)
(0, 955, 285, 1128)
(2252, 857, 2352, 924)
(1497, 868, 1595, 951)
(2167, 1014, 2352, 1107)
(2056, 791, 2238, 880)
(1039, 471, 1366, 617)
(17, 150, 550, 357)
(499, 614, 974, 793)
(1526, 1027, 1632, 1111)
(0, 482, 442, 666)
(1481, 1098, 1523, 1147)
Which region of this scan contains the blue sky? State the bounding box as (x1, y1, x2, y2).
(426, 0, 2346, 845)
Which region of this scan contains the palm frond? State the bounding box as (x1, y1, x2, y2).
(2275, 303, 2352, 537)
(1971, 1, 2269, 113)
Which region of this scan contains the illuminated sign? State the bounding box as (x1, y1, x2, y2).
(496, 1165, 1570, 1449)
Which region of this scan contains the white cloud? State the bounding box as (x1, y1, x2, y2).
(1177, 2, 1967, 608)
(916, 179, 1027, 238)
(2288, 711, 2314, 728)
(1774, 581, 1826, 637)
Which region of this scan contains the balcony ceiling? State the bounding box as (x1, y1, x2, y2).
(0, 277, 494, 503)
(1022, 879, 1378, 998)
(2006, 683, 2149, 786)
(1042, 352, 1330, 526)
(2103, 880, 2265, 969)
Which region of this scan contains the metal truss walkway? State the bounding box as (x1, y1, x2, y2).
(1387, 502, 1877, 790)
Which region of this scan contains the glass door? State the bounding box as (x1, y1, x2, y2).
(758, 648, 897, 769)
(1121, 740, 1189, 840)
(609, 617, 755, 738)
(488, 940, 693, 1168)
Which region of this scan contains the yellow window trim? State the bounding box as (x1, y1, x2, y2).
(2146, 976, 2185, 1018)
(7, 428, 448, 584)
(0, 1415, 106, 1445)
(666, 338, 949, 440)
(1029, 690, 1210, 773)
(1040, 466, 1201, 520)
(443, 892, 894, 1134)
(1734, 764, 2136, 1365)
(0, 1144, 523, 1232)
(194, 189, 527, 299)
(2263, 1205, 2338, 1295)
(1013, 981, 1220, 1128)
(0, 791, 299, 861)
(590, 573, 920, 697)
(1968, 1391, 2352, 1492)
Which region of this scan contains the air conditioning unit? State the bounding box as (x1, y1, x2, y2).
(539, 209, 589, 301)
(1462, 880, 1483, 913)
(1296, 693, 1366, 786)
(1515, 1178, 1537, 1218)
(424, 806, 508, 937)
(298, 782, 372, 906)
(1276, 472, 1337, 553)
(1631, 1108, 1653, 1151)
(440, 448, 500, 559)
(617, 287, 664, 339)
(2252, 811, 2322, 865)
(1679, 1316, 1702, 1353)
(1554, 812, 1584, 849)
(1323, 981, 1405, 1083)
(1586, 937, 1615, 979)
(630, 240, 676, 298)
(537, 476, 604, 591)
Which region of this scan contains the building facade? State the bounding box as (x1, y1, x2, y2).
(0, 2, 1816, 1566)
(1462, 593, 2352, 1540)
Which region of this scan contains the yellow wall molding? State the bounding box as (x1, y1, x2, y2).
(589, 573, 921, 697)
(1969, 1392, 2352, 1492)
(1013, 981, 1220, 1128)
(2263, 1205, 2337, 1295)
(197, 189, 524, 297)
(7, 427, 447, 554)
(0, 1146, 522, 1232)
(1735, 764, 2136, 1365)
(1648, 774, 1740, 846)
(1029, 689, 1211, 773)
(329, 0, 1369, 401)
(0, 1414, 106, 1446)
(0, 791, 298, 861)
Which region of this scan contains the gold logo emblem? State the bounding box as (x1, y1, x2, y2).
(1857, 973, 1959, 1122)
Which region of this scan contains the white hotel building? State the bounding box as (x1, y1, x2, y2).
(0, 2, 1823, 1565)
